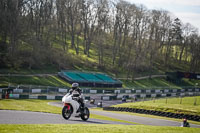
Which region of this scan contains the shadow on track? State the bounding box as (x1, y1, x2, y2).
(68, 119, 110, 124)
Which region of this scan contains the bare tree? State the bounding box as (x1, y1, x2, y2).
(0, 0, 199, 74)
(189, 33, 200, 72)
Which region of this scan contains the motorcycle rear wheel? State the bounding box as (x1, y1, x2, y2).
(81, 107, 90, 121)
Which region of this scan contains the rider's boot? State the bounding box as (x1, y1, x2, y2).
(81, 102, 85, 108)
(79, 102, 85, 112)
(75, 114, 81, 118)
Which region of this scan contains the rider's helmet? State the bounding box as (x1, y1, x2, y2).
(72, 83, 79, 90)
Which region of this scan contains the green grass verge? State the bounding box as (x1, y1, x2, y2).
(0, 99, 61, 114)
(0, 66, 58, 74)
(122, 78, 180, 89)
(0, 124, 199, 133)
(0, 75, 71, 87)
(0, 99, 137, 124)
(112, 96, 200, 116)
(90, 113, 138, 125)
(122, 77, 200, 89)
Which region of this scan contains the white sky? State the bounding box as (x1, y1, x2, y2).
(126, 0, 200, 32)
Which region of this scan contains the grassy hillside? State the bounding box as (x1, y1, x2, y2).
(0, 66, 59, 74)
(0, 39, 199, 89)
(122, 78, 200, 89)
(0, 75, 199, 89)
(1, 30, 197, 78)
(1, 31, 199, 89)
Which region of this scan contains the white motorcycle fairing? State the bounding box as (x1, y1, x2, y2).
(62, 92, 81, 116)
(62, 90, 90, 121)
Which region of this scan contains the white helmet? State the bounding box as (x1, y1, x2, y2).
(72, 83, 79, 89)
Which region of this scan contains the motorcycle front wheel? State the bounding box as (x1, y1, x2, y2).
(81, 107, 90, 121)
(62, 106, 72, 120)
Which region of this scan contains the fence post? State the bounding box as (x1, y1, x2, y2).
(29, 85, 31, 95)
(180, 97, 182, 104)
(47, 86, 49, 95)
(165, 98, 167, 104)
(194, 98, 197, 106)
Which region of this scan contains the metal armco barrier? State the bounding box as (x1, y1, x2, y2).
(1, 85, 200, 100)
(2, 94, 90, 101)
(1, 88, 200, 94)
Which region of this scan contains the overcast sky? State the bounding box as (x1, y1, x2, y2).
(126, 0, 200, 32)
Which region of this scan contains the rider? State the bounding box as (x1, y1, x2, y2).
(181, 118, 190, 127)
(69, 83, 84, 109)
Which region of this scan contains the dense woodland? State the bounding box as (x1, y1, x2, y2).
(0, 0, 200, 78)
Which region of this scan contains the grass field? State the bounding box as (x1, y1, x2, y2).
(113, 96, 200, 116)
(0, 124, 200, 133)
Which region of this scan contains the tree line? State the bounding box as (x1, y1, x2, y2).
(0, 0, 200, 78)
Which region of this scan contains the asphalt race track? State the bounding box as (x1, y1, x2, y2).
(0, 110, 132, 125)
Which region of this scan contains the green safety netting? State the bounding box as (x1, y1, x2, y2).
(62, 71, 119, 83)
(78, 72, 102, 82)
(95, 73, 115, 83)
(63, 72, 86, 82)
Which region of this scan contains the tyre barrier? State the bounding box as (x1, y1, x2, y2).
(103, 107, 200, 122)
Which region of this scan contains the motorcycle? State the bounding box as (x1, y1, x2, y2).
(62, 91, 90, 121)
